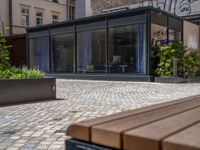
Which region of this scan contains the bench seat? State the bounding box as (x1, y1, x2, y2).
(66, 95, 200, 150)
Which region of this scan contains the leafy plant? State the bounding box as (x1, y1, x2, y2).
(156, 40, 200, 77)
(156, 44, 176, 77)
(0, 34, 12, 70)
(184, 48, 200, 77)
(0, 24, 44, 80)
(0, 67, 44, 79)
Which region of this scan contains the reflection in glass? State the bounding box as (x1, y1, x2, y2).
(52, 34, 74, 73)
(151, 24, 167, 48)
(108, 24, 146, 74)
(77, 29, 106, 73)
(29, 39, 36, 68)
(169, 29, 181, 43)
(29, 37, 49, 72)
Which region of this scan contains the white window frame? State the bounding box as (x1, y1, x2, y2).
(21, 8, 29, 26)
(69, 5, 75, 20)
(36, 11, 43, 26)
(52, 14, 59, 23)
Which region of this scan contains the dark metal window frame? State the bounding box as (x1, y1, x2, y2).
(50, 32, 75, 73)
(149, 9, 183, 75)
(27, 7, 183, 76)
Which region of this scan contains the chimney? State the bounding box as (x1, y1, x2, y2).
(75, 0, 92, 19)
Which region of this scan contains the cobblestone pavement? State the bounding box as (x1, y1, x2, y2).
(0, 79, 200, 150)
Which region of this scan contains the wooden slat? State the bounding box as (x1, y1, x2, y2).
(123, 107, 200, 150)
(91, 96, 200, 149)
(163, 123, 200, 150)
(67, 96, 198, 142)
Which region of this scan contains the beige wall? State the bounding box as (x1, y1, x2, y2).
(12, 0, 67, 34)
(0, 0, 76, 35)
(184, 21, 200, 49)
(0, 0, 10, 35)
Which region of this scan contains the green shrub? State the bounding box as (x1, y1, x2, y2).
(0, 25, 44, 80)
(0, 67, 44, 79)
(156, 40, 200, 77)
(184, 48, 200, 77)
(156, 43, 177, 77)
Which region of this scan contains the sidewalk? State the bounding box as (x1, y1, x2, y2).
(0, 79, 200, 150)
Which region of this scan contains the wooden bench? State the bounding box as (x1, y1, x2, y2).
(66, 95, 200, 150)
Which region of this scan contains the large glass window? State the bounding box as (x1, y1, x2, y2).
(51, 34, 74, 73)
(29, 39, 36, 68)
(29, 37, 50, 72)
(77, 29, 106, 73)
(108, 24, 146, 74)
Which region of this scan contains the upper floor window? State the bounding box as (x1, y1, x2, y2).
(21, 8, 29, 26)
(52, 15, 59, 24)
(36, 12, 43, 26)
(69, 5, 75, 20)
(52, 0, 59, 3)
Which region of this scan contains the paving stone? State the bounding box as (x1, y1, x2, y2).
(35, 145, 49, 150)
(31, 132, 43, 138)
(13, 143, 25, 147)
(10, 136, 20, 140)
(22, 143, 38, 149)
(22, 132, 34, 137)
(48, 144, 62, 149)
(15, 140, 27, 144)
(0, 79, 200, 150)
(6, 147, 20, 150)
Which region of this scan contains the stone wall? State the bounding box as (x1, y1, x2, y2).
(91, 0, 200, 17)
(91, 0, 143, 15)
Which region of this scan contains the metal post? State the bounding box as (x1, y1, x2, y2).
(173, 58, 179, 77)
(2, 21, 5, 37)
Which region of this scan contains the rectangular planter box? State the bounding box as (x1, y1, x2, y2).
(155, 77, 200, 83)
(0, 78, 56, 106)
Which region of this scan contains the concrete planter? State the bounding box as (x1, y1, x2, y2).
(0, 78, 56, 106)
(155, 77, 200, 83)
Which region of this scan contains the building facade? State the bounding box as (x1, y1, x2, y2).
(25, 1, 199, 81)
(76, 0, 200, 49)
(27, 7, 200, 81)
(0, 0, 75, 35)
